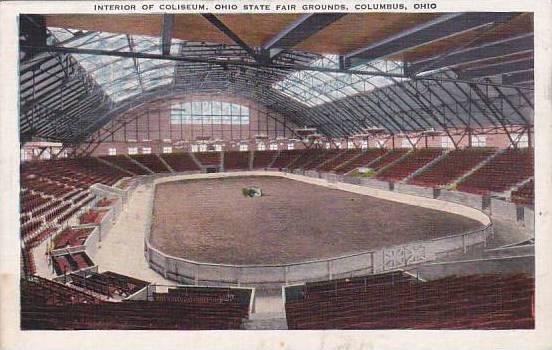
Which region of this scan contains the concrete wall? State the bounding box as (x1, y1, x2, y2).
(83, 225, 101, 258)
(438, 189, 485, 210)
(524, 207, 535, 231)
(359, 178, 390, 190)
(394, 183, 434, 198)
(491, 198, 518, 222)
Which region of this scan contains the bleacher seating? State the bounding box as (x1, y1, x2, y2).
(99, 155, 151, 175)
(252, 150, 278, 169)
(53, 252, 94, 275)
(270, 150, 303, 169)
(53, 227, 95, 249)
(376, 148, 444, 182)
(21, 275, 101, 305)
(95, 197, 117, 208)
(70, 271, 149, 298)
(130, 154, 170, 173)
(160, 152, 200, 172)
(334, 148, 387, 174)
(457, 148, 534, 194)
(194, 152, 221, 167)
(22, 158, 126, 189)
(304, 149, 343, 170)
(318, 150, 363, 172)
(21, 248, 36, 276)
(285, 272, 534, 330)
(21, 278, 251, 330)
(224, 151, 251, 170)
(78, 209, 106, 225)
(409, 148, 497, 187)
(288, 149, 326, 170)
(26, 226, 58, 249)
(511, 179, 534, 205)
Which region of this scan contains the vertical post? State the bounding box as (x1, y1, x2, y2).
(195, 264, 199, 285)
(327, 260, 332, 280)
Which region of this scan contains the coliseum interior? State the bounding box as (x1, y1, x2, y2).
(17, 12, 535, 331)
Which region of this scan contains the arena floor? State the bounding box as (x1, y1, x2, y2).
(150, 176, 484, 265)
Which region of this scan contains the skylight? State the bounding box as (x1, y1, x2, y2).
(49, 27, 183, 102)
(272, 54, 407, 107)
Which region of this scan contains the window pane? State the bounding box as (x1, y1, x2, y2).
(170, 100, 249, 125)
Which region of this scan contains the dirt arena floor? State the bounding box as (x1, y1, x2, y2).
(150, 176, 484, 264)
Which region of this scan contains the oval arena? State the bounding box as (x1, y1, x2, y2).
(145, 172, 490, 286)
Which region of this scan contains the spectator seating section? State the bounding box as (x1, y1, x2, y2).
(194, 152, 221, 167)
(70, 271, 149, 298)
(21, 278, 251, 330)
(21, 248, 36, 276)
(457, 148, 534, 194)
(376, 148, 444, 182)
(318, 150, 363, 172)
(26, 226, 58, 249)
(409, 148, 497, 187)
(511, 179, 534, 205)
(288, 149, 327, 170)
(334, 148, 388, 174)
(252, 150, 279, 169)
(95, 197, 117, 208)
(285, 272, 534, 330)
(53, 252, 94, 275)
(270, 150, 303, 169)
(79, 209, 106, 225)
(160, 152, 200, 172)
(21, 275, 101, 305)
(99, 155, 151, 175)
(224, 151, 251, 170)
(53, 227, 95, 249)
(304, 149, 344, 170)
(130, 154, 170, 173)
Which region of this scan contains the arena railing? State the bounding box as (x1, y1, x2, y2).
(142, 172, 493, 287)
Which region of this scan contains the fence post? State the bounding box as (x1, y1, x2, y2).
(194, 264, 199, 285)
(370, 252, 375, 274)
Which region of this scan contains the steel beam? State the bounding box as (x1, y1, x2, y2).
(469, 83, 516, 145)
(202, 14, 261, 62)
(161, 14, 174, 56)
(262, 13, 346, 50)
(344, 12, 520, 67)
(408, 33, 534, 75)
(21, 44, 408, 79)
(502, 70, 534, 85)
(485, 79, 530, 124)
(461, 58, 534, 79)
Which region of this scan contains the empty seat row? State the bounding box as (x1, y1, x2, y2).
(285, 272, 534, 330)
(159, 152, 200, 171)
(376, 148, 444, 182)
(408, 148, 496, 187)
(457, 149, 534, 194)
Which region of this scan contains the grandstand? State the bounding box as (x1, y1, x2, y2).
(16, 12, 535, 331)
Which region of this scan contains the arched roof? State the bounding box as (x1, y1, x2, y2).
(19, 12, 534, 144)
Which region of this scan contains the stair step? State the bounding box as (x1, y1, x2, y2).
(243, 313, 288, 330)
